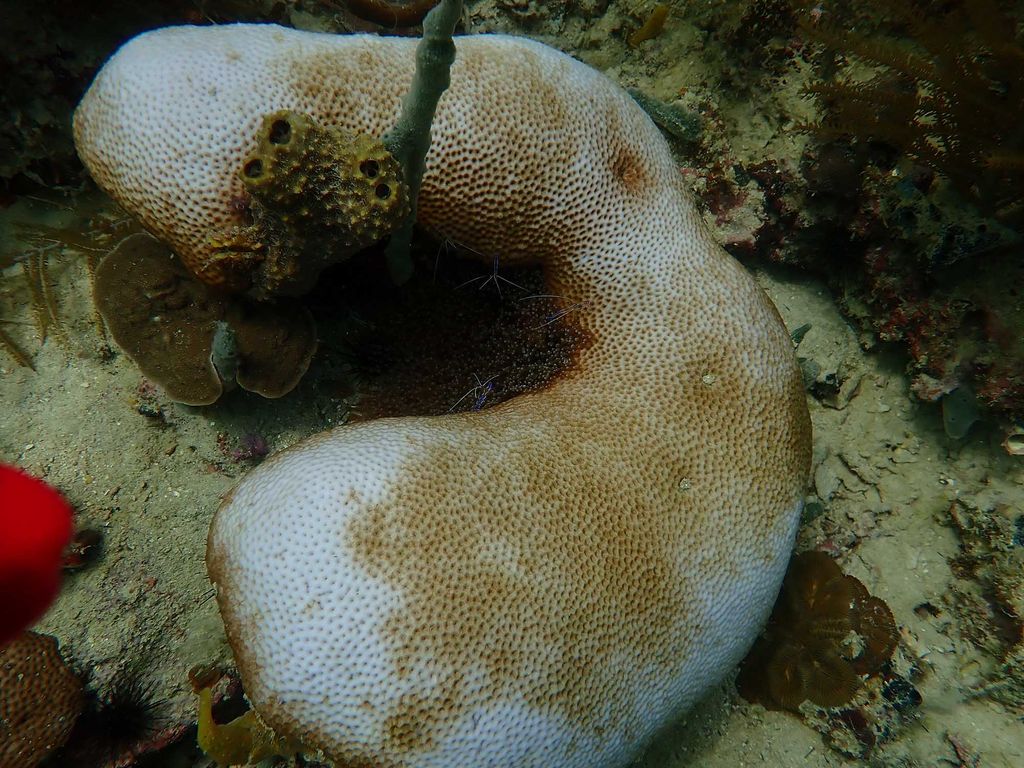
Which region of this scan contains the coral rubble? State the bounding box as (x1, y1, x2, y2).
(947, 497, 1024, 711)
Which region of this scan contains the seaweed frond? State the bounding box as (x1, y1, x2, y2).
(794, 0, 1024, 222)
(23, 245, 67, 349)
(84, 250, 112, 358)
(6, 209, 140, 362)
(0, 324, 34, 369)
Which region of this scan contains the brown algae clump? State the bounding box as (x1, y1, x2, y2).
(628, 4, 669, 47)
(211, 110, 409, 298)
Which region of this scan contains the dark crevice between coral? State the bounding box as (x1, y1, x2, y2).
(307, 236, 585, 421)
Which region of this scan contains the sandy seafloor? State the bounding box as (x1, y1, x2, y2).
(1, 1, 1022, 767)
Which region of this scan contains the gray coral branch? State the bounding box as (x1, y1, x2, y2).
(383, 0, 464, 283)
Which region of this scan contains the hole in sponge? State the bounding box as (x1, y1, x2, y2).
(374, 183, 391, 200)
(243, 159, 263, 179)
(360, 160, 380, 178)
(268, 119, 292, 145)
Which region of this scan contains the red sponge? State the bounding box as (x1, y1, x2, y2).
(0, 463, 73, 646)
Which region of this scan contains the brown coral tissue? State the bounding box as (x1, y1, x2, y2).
(737, 551, 898, 711)
(0, 631, 84, 767)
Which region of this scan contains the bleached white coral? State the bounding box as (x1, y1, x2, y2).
(75, 25, 811, 768)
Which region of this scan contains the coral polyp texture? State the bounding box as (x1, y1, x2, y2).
(0, 631, 84, 767)
(74, 25, 812, 768)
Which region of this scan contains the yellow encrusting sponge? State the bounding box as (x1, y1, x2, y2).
(207, 110, 408, 297)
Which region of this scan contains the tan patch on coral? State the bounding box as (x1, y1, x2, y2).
(611, 145, 648, 195)
(343, 356, 809, 752)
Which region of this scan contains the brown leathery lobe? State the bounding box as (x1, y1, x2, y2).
(93, 232, 317, 404)
(737, 551, 898, 711)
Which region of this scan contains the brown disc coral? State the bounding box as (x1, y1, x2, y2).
(0, 631, 84, 767)
(738, 550, 898, 711)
